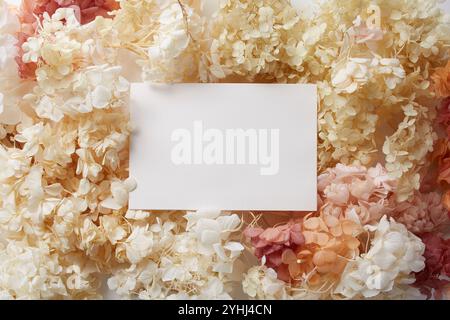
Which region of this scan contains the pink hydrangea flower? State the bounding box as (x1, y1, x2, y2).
(393, 192, 449, 234)
(318, 163, 396, 224)
(244, 221, 304, 281)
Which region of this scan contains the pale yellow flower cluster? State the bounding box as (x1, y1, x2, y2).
(0, 1, 248, 299)
(112, 0, 206, 82)
(22, 10, 129, 122)
(208, 0, 316, 82)
(108, 210, 244, 299)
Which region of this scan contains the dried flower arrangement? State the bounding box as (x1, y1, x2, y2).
(0, 0, 449, 299)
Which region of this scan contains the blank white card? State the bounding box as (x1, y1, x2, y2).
(129, 83, 317, 211)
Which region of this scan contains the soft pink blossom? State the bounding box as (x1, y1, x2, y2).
(318, 163, 396, 224)
(393, 192, 449, 234)
(244, 221, 304, 280)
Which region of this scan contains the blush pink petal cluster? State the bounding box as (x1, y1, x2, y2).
(16, 0, 119, 79)
(244, 221, 304, 282)
(393, 192, 449, 234)
(318, 163, 397, 224)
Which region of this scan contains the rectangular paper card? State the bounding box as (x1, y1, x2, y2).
(129, 83, 317, 211)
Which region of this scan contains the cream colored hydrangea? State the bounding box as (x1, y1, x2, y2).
(331, 57, 405, 94)
(317, 0, 448, 201)
(112, 0, 206, 82)
(334, 216, 425, 299)
(242, 265, 324, 300)
(1, 6, 133, 299)
(0, 240, 100, 299)
(362, 285, 424, 300)
(0, 0, 25, 132)
(22, 9, 129, 122)
(242, 265, 288, 300)
(108, 210, 244, 299)
(208, 0, 316, 82)
(143, 1, 205, 82)
(207, 0, 450, 201)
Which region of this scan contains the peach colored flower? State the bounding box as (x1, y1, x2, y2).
(245, 214, 362, 290)
(280, 248, 318, 285)
(432, 61, 450, 98)
(299, 215, 361, 274)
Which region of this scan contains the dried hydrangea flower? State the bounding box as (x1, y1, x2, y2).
(207, 0, 449, 201)
(334, 216, 425, 299)
(244, 221, 304, 275)
(244, 212, 363, 298)
(0, 240, 100, 299)
(242, 265, 288, 300)
(108, 210, 244, 299)
(318, 163, 396, 224)
(143, 1, 205, 82)
(111, 0, 205, 83)
(331, 57, 405, 94)
(208, 0, 318, 82)
(16, 0, 120, 79)
(393, 192, 449, 234)
(0, 3, 134, 299)
(1, 0, 450, 300)
(242, 265, 325, 300)
(21, 9, 129, 122)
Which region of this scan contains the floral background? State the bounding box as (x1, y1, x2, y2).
(0, 0, 450, 300)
